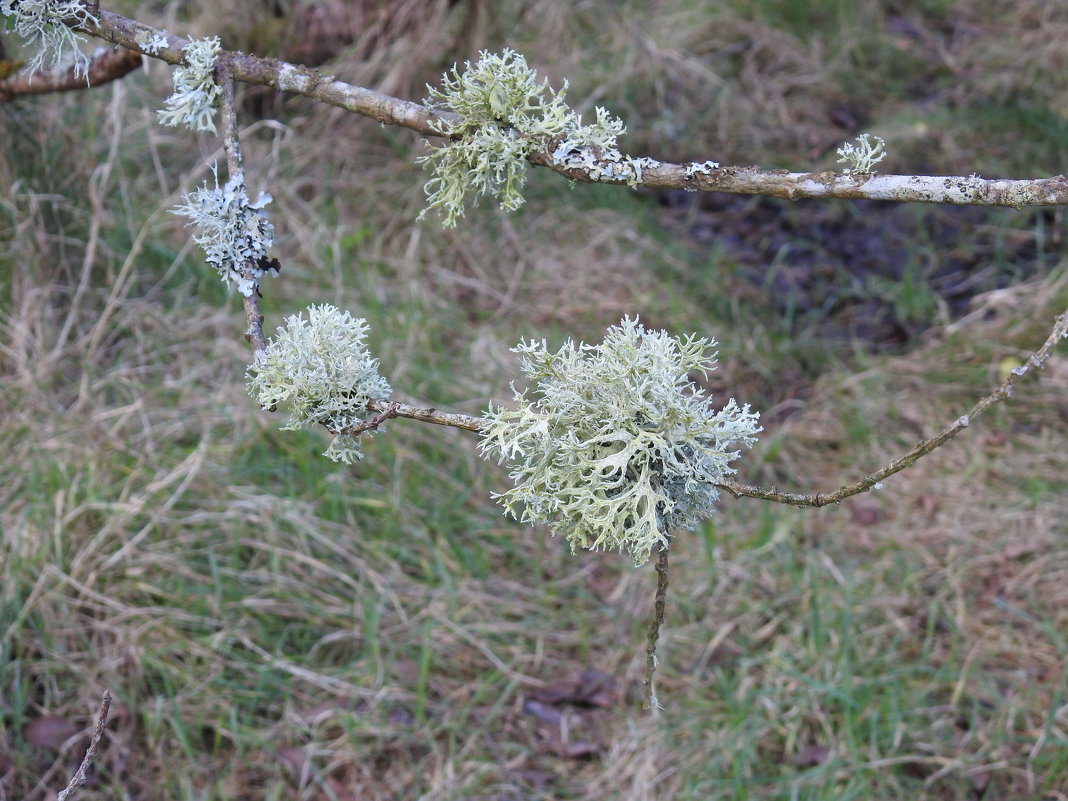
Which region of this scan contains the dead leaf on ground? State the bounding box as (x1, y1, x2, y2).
(527, 668, 618, 708)
(791, 743, 831, 767)
(523, 668, 619, 759)
(23, 717, 79, 749)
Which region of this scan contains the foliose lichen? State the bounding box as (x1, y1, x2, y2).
(158, 36, 222, 132)
(836, 133, 887, 175)
(171, 167, 278, 297)
(480, 317, 762, 565)
(246, 305, 393, 464)
(419, 48, 628, 227)
(0, 0, 97, 78)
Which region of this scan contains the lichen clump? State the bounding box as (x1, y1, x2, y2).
(1, 0, 97, 77)
(171, 168, 277, 297)
(836, 133, 887, 175)
(480, 317, 762, 565)
(246, 305, 392, 464)
(158, 36, 222, 132)
(419, 48, 627, 227)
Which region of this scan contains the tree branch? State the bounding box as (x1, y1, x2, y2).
(0, 45, 141, 103)
(365, 399, 486, 433)
(717, 309, 1068, 507)
(364, 308, 1067, 507)
(72, 9, 1068, 208)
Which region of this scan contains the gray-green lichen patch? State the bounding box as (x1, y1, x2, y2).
(418, 49, 629, 226)
(246, 305, 392, 464)
(480, 317, 761, 565)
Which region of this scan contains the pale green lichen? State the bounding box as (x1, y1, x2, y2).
(158, 36, 222, 132)
(836, 133, 887, 175)
(419, 48, 627, 227)
(1, 0, 97, 78)
(171, 167, 277, 297)
(246, 305, 392, 464)
(480, 317, 762, 565)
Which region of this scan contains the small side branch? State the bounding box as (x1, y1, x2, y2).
(359, 309, 1068, 505)
(718, 309, 1068, 507)
(0, 46, 141, 103)
(217, 63, 268, 355)
(56, 690, 111, 801)
(366, 399, 487, 432)
(344, 400, 400, 435)
(643, 540, 671, 711)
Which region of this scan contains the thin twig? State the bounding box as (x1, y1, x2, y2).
(344, 400, 401, 435)
(643, 540, 672, 711)
(74, 10, 1068, 208)
(217, 62, 269, 355)
(366, 399, 487, 432)
(55, 690, 111, 801)
(717, 309, 1068, 507)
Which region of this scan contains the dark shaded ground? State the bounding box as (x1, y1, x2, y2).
(659, 189, 1062, 350)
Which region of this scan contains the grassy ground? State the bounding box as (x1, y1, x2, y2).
(2, 1, 1067, 799)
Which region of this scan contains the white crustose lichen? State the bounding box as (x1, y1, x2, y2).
(246, 305, 393, 464)
(419, 48, 629, 227)
(836, 133, 887, 175)
(480, 317, 762, 565)
(158, 35, 222, 132)
(171, 168, 278, 297)
(1, 0, 98, 78)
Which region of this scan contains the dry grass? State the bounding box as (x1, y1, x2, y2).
(2, 1, 1068, 799)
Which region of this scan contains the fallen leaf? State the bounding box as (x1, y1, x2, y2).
(275, 746, 308, 778)
(527, 669, 617, 708)
(23, 717, 79, 749)
(792, 744, 831, 767)
(522, 700, 562, 726)
(323, 776, 359, 801)
(970, 769, 991, 799)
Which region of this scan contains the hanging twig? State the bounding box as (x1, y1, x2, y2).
(643, 539, 672, 711)
(216, 62, 269, 355)
(55, 690, 111, 801)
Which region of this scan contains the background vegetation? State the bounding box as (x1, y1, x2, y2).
(2, 1, 1067, 799)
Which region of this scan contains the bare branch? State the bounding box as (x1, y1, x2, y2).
(366, 399, 486, 433)
(55, 690, 111, 801)
(717, 309, 1068, 507)
(0, 45, 141, 103)
(70, 9, 1068, 208)
(344, 400, 400, 435)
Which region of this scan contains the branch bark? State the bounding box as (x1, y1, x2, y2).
(72, 9, 1068, 208)
(0, 45, 141, 103)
